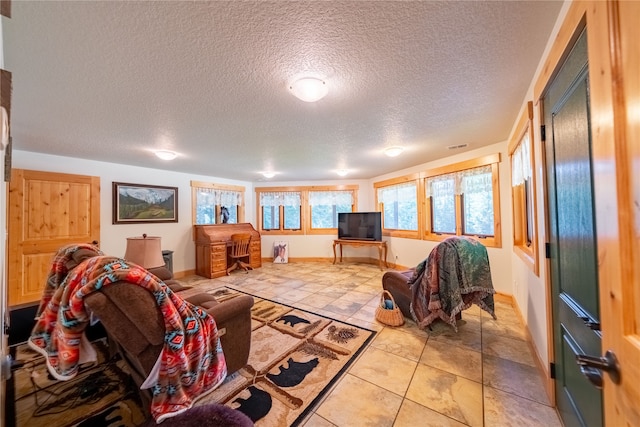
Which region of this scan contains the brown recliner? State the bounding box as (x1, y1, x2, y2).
(382, 268, 461, 321)
(382, 269, 415, 318)
(84, 283, 254, 412)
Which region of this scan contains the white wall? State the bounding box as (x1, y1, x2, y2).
(13, 151, 255, 274)
(507, 0, 572, 370)
(13, 152, 378, 271)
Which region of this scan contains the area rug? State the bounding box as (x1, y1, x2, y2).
(194, 286, 376, 427)
(11, 288, 375, 427)
(11, 339, 146, 427)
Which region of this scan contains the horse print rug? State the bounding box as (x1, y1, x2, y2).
(195, 287, 376, 426)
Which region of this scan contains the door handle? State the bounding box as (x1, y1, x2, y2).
(579, 316, 601, 331)
(575, 350, 621, 388)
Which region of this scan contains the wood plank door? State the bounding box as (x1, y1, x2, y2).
(7, 169, 100, 307)
(597, 1, 640, 424)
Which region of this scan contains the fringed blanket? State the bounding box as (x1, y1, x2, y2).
(29, 244, 227, 423)
(409, 236, 496, 332)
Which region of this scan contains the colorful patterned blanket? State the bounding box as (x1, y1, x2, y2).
(409, 236, 496, 331)
(29, 244, 227, 423)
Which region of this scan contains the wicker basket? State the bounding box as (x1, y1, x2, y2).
(375, 290, 405, 326)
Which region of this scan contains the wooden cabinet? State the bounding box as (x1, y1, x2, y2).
(194, 224, 261, 278)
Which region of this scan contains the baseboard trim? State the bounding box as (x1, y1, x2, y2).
(174, 269, 195, 279)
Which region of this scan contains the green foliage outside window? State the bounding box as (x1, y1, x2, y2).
(312, 204, 352, 228)
(283, 206, 301, 230)
(263, 206, 279, 230)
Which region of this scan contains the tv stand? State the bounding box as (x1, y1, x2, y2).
(333, 239, 388, 270)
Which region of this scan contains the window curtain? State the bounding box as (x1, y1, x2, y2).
(426, 166, 492, 196)
(259, 191, 301, 207)
(309, 190, 354, 206)
(377, 182, 416, 204)
(195, 187, 243, 206)
(460, 165, 492, 194)
(426, 173, 455, 198)
(511, 132, 531, 186)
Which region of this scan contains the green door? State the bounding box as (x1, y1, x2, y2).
(543, 28, 603, 427)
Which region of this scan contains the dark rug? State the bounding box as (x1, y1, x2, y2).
(11, 339, 146, 427)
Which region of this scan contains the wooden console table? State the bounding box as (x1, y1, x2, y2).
(332, 239, 388, 270)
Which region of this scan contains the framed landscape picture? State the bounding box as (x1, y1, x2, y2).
(113, 182, 178, 224)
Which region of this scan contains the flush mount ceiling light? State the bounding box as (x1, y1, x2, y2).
(261, 171, 276, 179)
(336, 169, 348, 177)
(289, 77, 328, 103)
(155, 150, 177, 160)
(384, 146, 404, 157)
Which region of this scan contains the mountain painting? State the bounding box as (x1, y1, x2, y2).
(113, 182, 178, 223)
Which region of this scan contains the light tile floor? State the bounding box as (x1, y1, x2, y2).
(180, 261, 562, 427)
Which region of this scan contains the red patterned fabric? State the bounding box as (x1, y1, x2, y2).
(29, 244, 227, 423)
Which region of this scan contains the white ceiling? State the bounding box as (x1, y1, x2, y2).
(2, 1, 564, 182)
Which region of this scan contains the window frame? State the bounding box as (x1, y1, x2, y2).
(255, 185, 358, 235)
(373, 175, 421, 239)
(508, 101, 539, 275)
(191, 180, 246, 226)
(423, 154, 502, 248)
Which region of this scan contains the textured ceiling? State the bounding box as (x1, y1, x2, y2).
(2, 1, 563, 182)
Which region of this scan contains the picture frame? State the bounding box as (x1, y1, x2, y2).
(113, 182, 178, 224)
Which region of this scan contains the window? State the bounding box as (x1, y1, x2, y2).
(309, 190, 354, 229)
(374, 177, 420, 239)
(509, 101, 538, 274)
(256, 186, 358, 235)
(427, 174, 456, 234)
(424, 154, 502, 247)
(191, 181, 245, 225)
(259, 191, 302, 232)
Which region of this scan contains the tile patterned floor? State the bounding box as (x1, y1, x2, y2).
(180, 261, 562, 427)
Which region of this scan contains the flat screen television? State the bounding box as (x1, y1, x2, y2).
(338, 212, 382, 241)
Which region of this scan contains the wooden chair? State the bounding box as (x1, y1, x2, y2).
(226, 233, 252, 275)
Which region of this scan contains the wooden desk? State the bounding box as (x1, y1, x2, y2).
(333, 239, 388, 270)
(195, 224, 261, 278)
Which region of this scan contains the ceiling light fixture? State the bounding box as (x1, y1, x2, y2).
(262, 171, 276, 179)
(289, 77, 328, 103)
(155, 150, 177, 160)
(336, 169, 348, 177)
(384, 146, 404, 157)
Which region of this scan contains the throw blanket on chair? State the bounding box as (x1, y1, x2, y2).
(29, 244, 227, 423)
(409, 236, 497, 331)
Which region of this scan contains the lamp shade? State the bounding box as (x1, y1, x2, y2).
(124, 235, 165, 269)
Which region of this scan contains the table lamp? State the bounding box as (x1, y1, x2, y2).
(124, 234, 165, 269)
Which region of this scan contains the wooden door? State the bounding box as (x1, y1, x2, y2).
(597, 1, 640, 424)
(7, 169, 100, 306)
(543, 28, 603, 427)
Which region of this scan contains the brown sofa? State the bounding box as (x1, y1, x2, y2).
(62, 247, 254, 413)
(84, 282, 254, 413)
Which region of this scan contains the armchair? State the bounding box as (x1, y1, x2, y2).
(30, 243, 254, 422)
(382, 236, 495, 331)
(84, 283, 254, 414)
